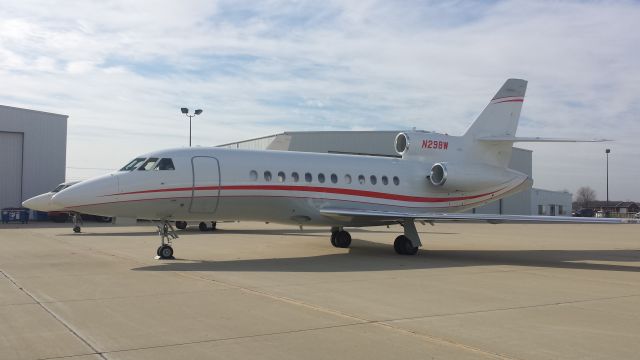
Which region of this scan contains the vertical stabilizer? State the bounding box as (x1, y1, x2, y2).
(463, 79, 527, 167)
(464, 78, 527, 139)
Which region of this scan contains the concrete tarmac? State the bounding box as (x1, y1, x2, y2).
(0, 221, 639, 360)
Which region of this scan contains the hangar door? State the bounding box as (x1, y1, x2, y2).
(0, 132, 24, 209)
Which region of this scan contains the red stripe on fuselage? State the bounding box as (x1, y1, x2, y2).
(491, 97, 524, 104)
(112, 184, 503, 203)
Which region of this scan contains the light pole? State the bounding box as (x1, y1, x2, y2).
(181, 108, 203, 147)
(606, 148, 610, 207)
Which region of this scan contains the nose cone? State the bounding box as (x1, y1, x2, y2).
(52, 174, 118, 211)
(22, 192, 58, 212)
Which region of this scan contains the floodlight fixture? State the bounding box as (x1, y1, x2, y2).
(181, 107, 203, 147)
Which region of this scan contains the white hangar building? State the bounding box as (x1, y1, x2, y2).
(219, 131, 572, 216)
(0, 105, 67, 210)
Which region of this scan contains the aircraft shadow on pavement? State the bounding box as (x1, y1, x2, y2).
(133, 239, 640, 273)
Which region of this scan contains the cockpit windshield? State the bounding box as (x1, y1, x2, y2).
(138, 158, 159, 171)
(51, 184, 66, 193)
(120, 158, 146, 171)
(119, 157, 175, 171)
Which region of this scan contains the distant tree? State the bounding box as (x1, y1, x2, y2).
(575, 186, 596, 208)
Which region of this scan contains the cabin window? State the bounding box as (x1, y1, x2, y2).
(381, 176, 389, 185)
(318, 173, 325, 183)
(292, 172, 300, 182)
(330, 173, 338, 184)
(250, 170, 258, 181)
(119, 158, 146, 171)
(393, 176, 400, 186)
(358, 175, 365, 184)
(154, 158, 175, 170)
(305, 172, 312, 182)
(345, 174, 352, 184)
(277, 171, 286, 182)
(370, 175, 377, 185)
(264, 171, 272, 182)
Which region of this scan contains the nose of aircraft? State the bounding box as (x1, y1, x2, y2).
(52, 174, 118, 210)
(22, 193, 57, 212)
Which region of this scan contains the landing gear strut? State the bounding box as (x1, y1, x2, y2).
(330, 227, 352, 248)
(72, 213, 83, 233)
(155, 220, 178, 260)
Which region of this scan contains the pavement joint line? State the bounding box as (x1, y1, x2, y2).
(35, 288, 235, 305)
(517, 268, 640, 287)
(37, 351, 102, 360)
(95, 321, 365, 356)
(383, 293, 640, 324)
(0, 268, 108, 360)
(0, 301, 39, 307)
(175, 271, 516, 360)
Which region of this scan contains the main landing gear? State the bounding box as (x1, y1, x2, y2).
(394, 220, 421, 255)
(156, 220, 178, 260)
(199, 221, 217, 232)
(174, 221, 217, 231)
(329, 220, 422, 255)
(72, 213, 83, 233)
(330, 227, 352, 248)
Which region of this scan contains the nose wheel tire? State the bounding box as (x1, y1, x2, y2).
(394, 235, 418, 255)
(331, 230, 351, 248)
(157, 245, 174, 259)
(175, 221, 187, 230)
(73, 226, 81, 233)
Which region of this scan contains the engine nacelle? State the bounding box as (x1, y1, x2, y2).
(428, 162, 519, 192)
(394, 131, 453, 159)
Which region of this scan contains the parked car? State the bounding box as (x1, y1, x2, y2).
(573, 208, 595, 217)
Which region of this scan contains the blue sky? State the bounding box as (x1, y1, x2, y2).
(1, 0, 639, 200)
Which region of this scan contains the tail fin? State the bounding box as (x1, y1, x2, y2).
(463, 79, 527, 168)
(464, 78, 527, 139)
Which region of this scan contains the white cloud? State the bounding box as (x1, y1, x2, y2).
(1, 0, 639, 199)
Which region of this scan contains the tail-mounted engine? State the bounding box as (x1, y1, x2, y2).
(427, 162, 521, 192)
(394, 131, 452, 159)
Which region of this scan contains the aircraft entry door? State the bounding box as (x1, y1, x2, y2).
(190, 156, 220, 214)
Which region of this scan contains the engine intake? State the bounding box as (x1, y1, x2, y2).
(429, 163, 447, 186)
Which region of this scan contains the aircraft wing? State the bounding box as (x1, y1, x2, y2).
(319, 207, 627, 224)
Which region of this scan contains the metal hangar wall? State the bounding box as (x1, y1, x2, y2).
(0, 105, 67, 209)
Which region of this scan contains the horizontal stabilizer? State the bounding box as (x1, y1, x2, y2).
(477, 136, 611, 143)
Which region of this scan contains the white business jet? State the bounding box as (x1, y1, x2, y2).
(44, 79, 621, 259)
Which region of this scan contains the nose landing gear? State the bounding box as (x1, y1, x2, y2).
(155, 220, 178, 260)
(72, 213, 83, 233)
